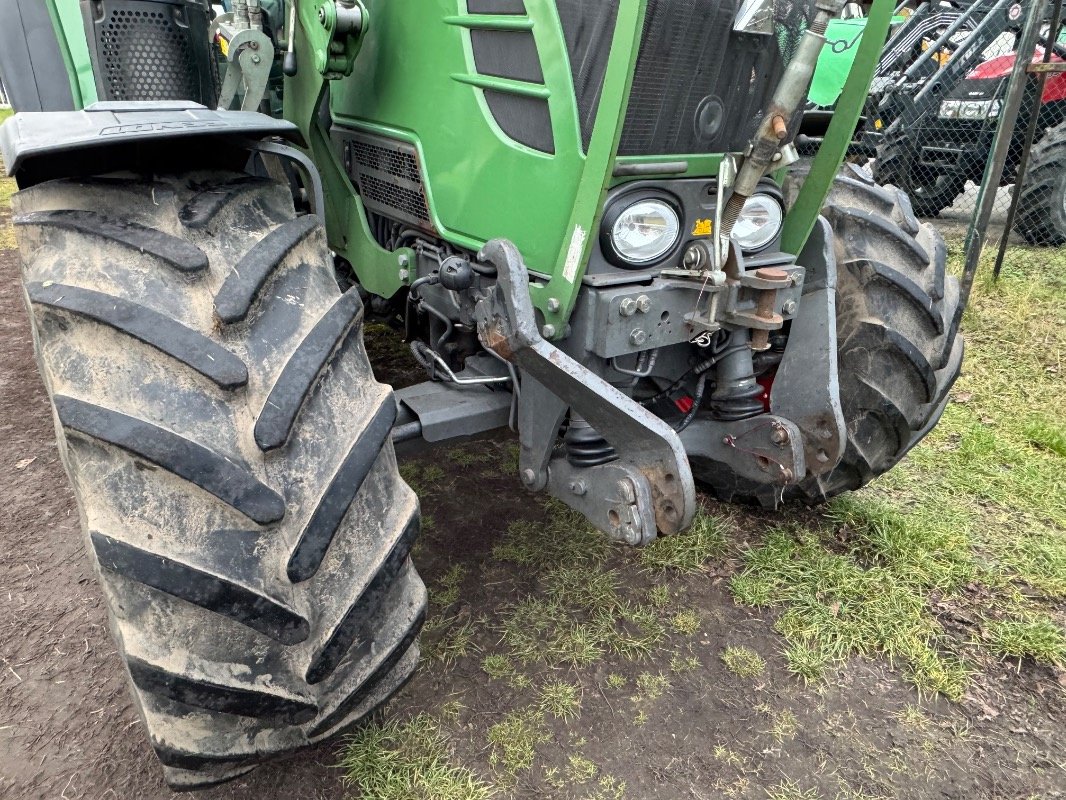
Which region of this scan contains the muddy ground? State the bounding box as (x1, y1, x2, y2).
(1, 208, 1063, 798)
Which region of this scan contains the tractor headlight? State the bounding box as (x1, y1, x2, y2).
(939, 100, 961, 119)
(604, 197, 681, 266)
(734, 194, 783, 252)
(941, 99, 999, 120)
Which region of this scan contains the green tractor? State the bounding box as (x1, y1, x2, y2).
(0, 0, 962, 789)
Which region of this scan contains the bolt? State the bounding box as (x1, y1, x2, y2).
(398, 254, 410, 268)
(772, 114, 788, 140)
(398, 268, 410, 282)
(251, 54, 262, 63)
(541, 324, 557, 339)
(782, 299, 797, 315)
(521, 468, 536, 486)
(318, 7, 327, 22)
(629, 329, 647, 346)
(770, 425, 790, 447)
(546, 297, 561, 313)
(619, 297, 637, 317)
(569, 479, 587, 496)
(635, 295, 651, 313)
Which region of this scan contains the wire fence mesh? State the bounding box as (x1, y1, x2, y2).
(863, 0, 1066, 261)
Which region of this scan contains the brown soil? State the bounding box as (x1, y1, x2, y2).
(2, 233, 1064, 799)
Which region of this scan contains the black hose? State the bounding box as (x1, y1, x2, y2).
(674, 371, 710, 433)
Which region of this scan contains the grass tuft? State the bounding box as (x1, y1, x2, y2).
(487, 707, 551, 777)
(1024, 417, 1066, 458)
(721, 645, 766, 678)
(639, 511, 728, 573)
(539, 680, 582, 720)
(670, 609, 701, 636)
(984, 615, 1066, 666)
(480, 653, 513, 680)
(341, 714, 492, 800)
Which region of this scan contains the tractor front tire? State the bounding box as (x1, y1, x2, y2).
(1014, 120, 1066, 247)
(13, 173, 426, 789)
(695, 165, 963, 505)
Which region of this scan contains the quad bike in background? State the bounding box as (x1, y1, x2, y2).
(0, 0, 962, 789)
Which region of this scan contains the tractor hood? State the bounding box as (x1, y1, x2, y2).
(953, 48, 1066, 103)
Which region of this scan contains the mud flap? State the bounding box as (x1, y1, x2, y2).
(474, 239, 696, 544)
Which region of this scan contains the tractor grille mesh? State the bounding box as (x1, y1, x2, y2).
(618, 0, 813, 155)
(99, 5, 200, 101)
(352, 139, 424, 185)
(345, 133, 435, 232)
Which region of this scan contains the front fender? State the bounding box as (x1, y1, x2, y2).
(1, 102, 302, 184)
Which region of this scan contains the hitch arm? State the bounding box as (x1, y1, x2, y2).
(474, 240, 696, 544)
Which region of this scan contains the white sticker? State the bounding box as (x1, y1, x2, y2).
(562, 225, 587, 283)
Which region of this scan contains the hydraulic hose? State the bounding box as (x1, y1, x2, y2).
(718, 0, 847, 248)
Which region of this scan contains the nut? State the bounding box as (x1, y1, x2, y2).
(629, 329, 648, 346)
(619, 297, 637, 317)
(569, 479, 587, 496)
(546, 297, 561, 313)
(541, 324, 557, 339)
(521, 468, 536, 486)
(635, 295, 651, 313)
(770, 425, 790, 446)
(782, 299, 797, 315)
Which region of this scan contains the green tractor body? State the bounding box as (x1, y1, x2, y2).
(0, 0, 964, 788)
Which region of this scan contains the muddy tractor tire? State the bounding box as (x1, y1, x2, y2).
(873, 131, 967, 218)
(695, 165, 963, 505)
(1014, 120, 1066, 247)
(12, 173, 426, 789)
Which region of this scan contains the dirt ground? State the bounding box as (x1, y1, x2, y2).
(1, 201, 1064, 798)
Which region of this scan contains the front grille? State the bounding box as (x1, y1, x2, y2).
(87, 0, 215, 106)
(619, 0, 812, 156)
(341, 131, 435, 232)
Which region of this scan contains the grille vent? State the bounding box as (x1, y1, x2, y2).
(86, 0, 215, 106)
(343, 132, 435, 232)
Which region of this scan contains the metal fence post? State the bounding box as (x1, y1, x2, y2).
(949, 0, 1048, 346)
(993, 0, 1065, 280)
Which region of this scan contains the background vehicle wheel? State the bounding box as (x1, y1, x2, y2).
(1014, 120, 1066, 246)
(13, 172, 426, 789)
(692, 165, 964, 505)
(873, 131, 967, 217)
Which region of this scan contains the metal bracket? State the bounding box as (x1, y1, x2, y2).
(474, 239, 696, 543)
(680, 414, 806, 487)
(769, 216, 845, 476)
(213, 19, 275, 111)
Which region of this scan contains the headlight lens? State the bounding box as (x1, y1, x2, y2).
(608, 199, 681, 265)
(940, 98, 1000, 120)
(939, 100, 961, 118)
(734, 194, 783, 252)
